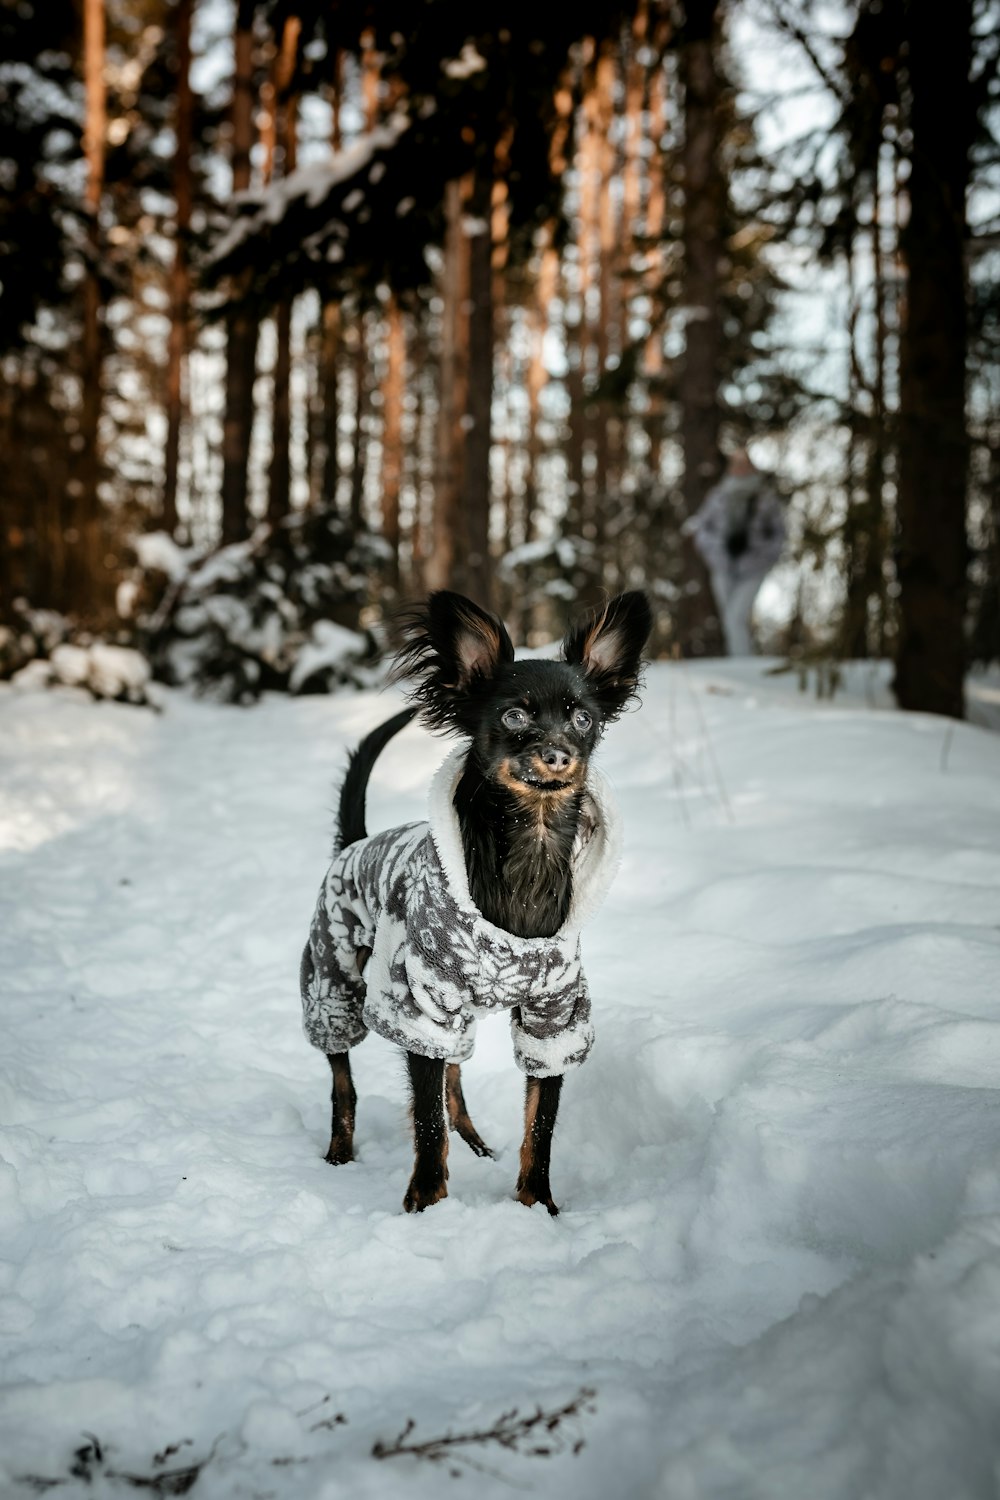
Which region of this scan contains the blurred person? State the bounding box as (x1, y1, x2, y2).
(689, 449, 785, 656)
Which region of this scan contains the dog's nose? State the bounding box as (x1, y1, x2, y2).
(540, 746, 572, 773)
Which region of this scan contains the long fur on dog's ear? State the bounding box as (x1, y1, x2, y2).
(561, 591, 653, 722)
(391, 592, 515, 734)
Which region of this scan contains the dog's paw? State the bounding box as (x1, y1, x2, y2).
(453, 1122, 495, 1159)
(515, 1182, 560, 1216)
(324, 1137, 354, 1165)
(403, 1177, 448, 1213)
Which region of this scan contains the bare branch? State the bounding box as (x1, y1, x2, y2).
(372, 1388, 598, 1476)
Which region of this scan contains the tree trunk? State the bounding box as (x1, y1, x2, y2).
(524, 241, 558, 549)
(867, 139, 892, 657)
(893, 0, 972, 718)
(381, 301, 405, 589)
(269, 302, 293, 525)
(843, 218, 868, 658)
(267, 15, 300, 526)
(677, 0, 725, 656)
(220, 0, 258, 545)
(312, 57, 342, 510)
(643, 53, 667, 490)
(348, 313, 369, 533)
(459, 152, 495, 607)
(592, 43, 617, 555)
(163, 0, 193, 537)
(316, 301, 340, 508)
(425, 176, 469, 593)
(76, 0, 107, 619)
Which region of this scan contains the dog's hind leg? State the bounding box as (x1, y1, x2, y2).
(403, 1052, 449, 1212)
(515, 1074, 562, 1216)
(324, 1052, 357, 1165)
(445, 1063, 495, 1159)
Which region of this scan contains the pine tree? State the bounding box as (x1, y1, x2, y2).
(893, 0, 974, 717)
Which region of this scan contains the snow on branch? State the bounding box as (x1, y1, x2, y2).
(207, 114, 409, 271)
(203, 101, 471, 305)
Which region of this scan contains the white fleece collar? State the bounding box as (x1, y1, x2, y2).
(426, 745, 623, 940)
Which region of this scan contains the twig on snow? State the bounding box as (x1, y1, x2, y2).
(371, 1387, 598, 1478)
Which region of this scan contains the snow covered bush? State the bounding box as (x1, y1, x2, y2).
(498, 536, 602, 638)
(136, 507, 390, 704)
(17, 641, 154, 704)
(0, 603, 73, 680)
(0, 602, 156, 705)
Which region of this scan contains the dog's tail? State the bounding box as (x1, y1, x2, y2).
(335, 705, 418, 851)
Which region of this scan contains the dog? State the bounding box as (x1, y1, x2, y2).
(300, 589, 652, 1213)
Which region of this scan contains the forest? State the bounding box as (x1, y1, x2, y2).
(2, 0, 999, 718)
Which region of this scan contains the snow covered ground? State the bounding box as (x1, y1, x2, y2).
(2, 660, 1000, 1499)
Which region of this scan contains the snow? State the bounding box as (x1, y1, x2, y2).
(442, 45, 488, 80)
(12, 642, 153, 704)
(209, 116, 409, 268)
(133, 530, 193, 583)
(288, 621, 369, 695)
(2, 660, 1000, 1497)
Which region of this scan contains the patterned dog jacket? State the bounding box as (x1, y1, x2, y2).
(300, 746, 623, 1076)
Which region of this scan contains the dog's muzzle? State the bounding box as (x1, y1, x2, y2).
(503, 749, 583, 793)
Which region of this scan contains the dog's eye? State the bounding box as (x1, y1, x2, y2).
(572, 709, 593, 732)
(502, 707, 530, 730)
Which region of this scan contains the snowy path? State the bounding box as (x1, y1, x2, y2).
(2, 663, 1000, 1499)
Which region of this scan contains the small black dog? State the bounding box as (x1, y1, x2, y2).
(300, 590, 652, 1213)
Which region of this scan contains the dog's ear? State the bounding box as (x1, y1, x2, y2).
(562, 591, 653, 721)
(392, 592, 515, 733)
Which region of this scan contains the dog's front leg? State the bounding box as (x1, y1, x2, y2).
(404, 1052, 449, 1212)
(516, 1074, 562, 1216)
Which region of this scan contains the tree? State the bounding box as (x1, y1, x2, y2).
(76, 0, 109, 618)
(0, 0, 79, 618)
(205, 5, 655, 601)
(893, 0, 975, 718)
(219, 0, 259, 545)
(162, 0, 194, 536)
(675, 0, 726, 656)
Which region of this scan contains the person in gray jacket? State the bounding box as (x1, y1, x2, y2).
(689, 449, 786, 655)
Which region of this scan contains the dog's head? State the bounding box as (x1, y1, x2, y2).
(393, 591, 652, 798)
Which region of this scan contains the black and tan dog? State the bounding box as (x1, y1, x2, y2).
(300, 590, 652, 1213)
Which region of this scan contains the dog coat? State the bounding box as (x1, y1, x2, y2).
(300, 746, 623, 1076)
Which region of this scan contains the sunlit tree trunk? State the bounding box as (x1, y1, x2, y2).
(643, 54, 667, 491)
(592, 42, 617, 552)
(565, 54, 597, 549)
(894, 0, 972, 718)
(77, 0, 107, 617)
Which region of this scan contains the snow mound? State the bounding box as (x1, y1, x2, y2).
(1, 661, 999, 1497)
(12, 640, 154, 704)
